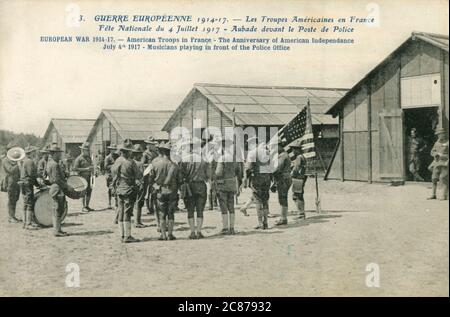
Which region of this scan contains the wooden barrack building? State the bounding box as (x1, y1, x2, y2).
(162, 83, 348, 172)
(325, 32, 449, 182)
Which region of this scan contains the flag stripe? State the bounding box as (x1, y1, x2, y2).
(303, 152, 316, 158)
(301, 142, 315, 150)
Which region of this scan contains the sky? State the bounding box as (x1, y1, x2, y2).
(0, 0, 448, 136)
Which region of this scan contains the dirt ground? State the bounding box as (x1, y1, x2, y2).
(0, 175, 448, 297)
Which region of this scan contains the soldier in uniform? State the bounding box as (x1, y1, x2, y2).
(1, 142, 23, 223)
(290, 143, 307, 219)
(215, 136, 242, 235)
(148, 142, 182, 241)
(65, 151, 74, 173)
(428, 128, 448, 200)
(73, 142, 94, 212)
(46, 144, 69, 237)
(37, 146, 49, 180)
(207, 142, 219, 211)
(180, 138, 210, 239)
(111, 139, 140, 243)
(407, 128, 427, 181)
(104, 143, 119, 209)
(244, 137, 272, 230)
(141, 136, 159, 215)
(20, 145, 41, 230)
(132, 144, 146, 228)
(273, 143, 292, 226)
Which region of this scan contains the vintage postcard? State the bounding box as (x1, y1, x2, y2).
(0, 0, 448, 299)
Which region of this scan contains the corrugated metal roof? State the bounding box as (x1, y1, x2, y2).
(43, 118, 95, 144)
(326, 31, 449, 116)
(101, 109, 172, 141)
(413, 31, 449, 52)
(193, 83, 347, 126)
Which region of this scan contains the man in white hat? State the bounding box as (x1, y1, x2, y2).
(1, 142, 24, 223)
(428, 128, 448, 200)
(73, 141, 94, 212)
(20, 145, 41, 230)
(46, 144, 69, 237)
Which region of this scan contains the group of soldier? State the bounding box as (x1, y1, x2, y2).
(0, 142, 71, 235)
(407, 127, 449, 200)
(1, 126, 447, 243)
(99, 134, 310, 243)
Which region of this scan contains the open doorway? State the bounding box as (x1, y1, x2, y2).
(403, 107, 439, 182)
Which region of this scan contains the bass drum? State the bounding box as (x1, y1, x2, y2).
(34, 188, 68, 227)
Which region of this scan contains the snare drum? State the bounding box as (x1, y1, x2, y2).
(65, 175, 88, 199)
(34, 188, 68, 227)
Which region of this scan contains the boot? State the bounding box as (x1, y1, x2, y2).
(263, 212, 268, 229)
(135, 206, 145, 228)
(108, 192, 112, 209)
(221, 214, 229, 234)
(123, 221, 139, 243)
(229, 214, 235, 235)
(118, 221, 125, 241)
(159, 219, 167, 240)
(22, 206, 27, 229)
(188, 218, 196, 239)
(54, 216, 67, 237)
(8, 202, 18, 222)
(297, 200, 306, 219)
(440, 184, 448, 200)
(168, 220, 176, 240)
(276, 206, 288, 226)
(25, 209, 37, 230)
(114, 208, 119, 225)
(85, 192, 93, 211)
(255, 205, 263, 229)
(428, 183, 437, 200)
(262, 205, 269, 229)
(197, 217, 204, 238)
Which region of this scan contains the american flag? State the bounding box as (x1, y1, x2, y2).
(271, 100, 316, 160)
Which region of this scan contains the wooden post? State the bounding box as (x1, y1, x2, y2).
(440, 49, 446, 130)
(339, 112, 345, 181)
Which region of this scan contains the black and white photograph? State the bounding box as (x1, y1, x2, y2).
(0, 0, 448, 299)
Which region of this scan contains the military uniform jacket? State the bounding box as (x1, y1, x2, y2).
(73, 154, 92, 180)
(20, 157, 39, 187)
(37, 158, 48, 179)
(148, 156, 181, 194)
(134, 159, 145, 180)
(1, 157, 20, 189)
(104, 153, 116, 176)
(431, 140, 449, 168)
(46, 158, 67, 197)
(292, 154, 307, 179)
(273, 151, 292, 182)
(112, 156, 139, 196)
(141, 149, 158, 167)
(180, 153, 210, 194)
(245, 148, 272, 191)
(215, 152, 242, 193)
